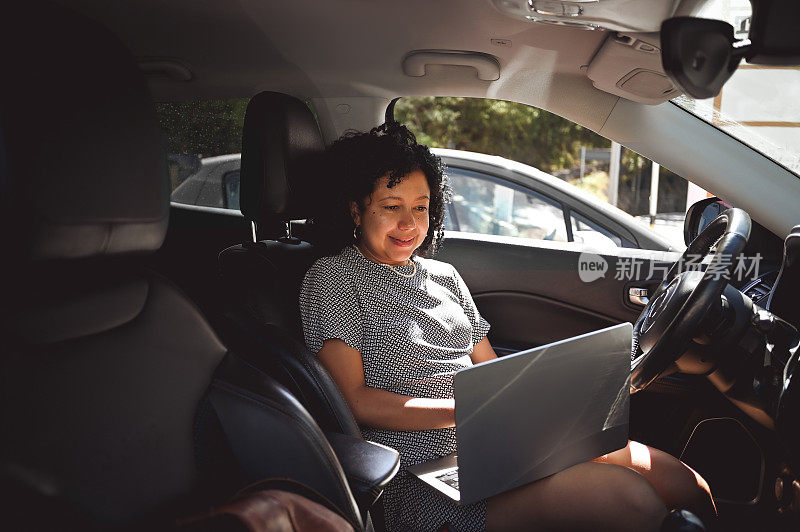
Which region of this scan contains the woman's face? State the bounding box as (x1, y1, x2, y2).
(350, 169, 431, 266)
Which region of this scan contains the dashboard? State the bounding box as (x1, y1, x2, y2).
(767, 226, 800, 329)
(746, 224, 800, 475)
(731, 217, 794, 327)
(677, 212, 798, 434)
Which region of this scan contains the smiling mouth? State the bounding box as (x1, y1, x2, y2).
(389, 236, 415, 246)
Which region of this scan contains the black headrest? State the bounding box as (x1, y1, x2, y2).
(0, 2, 168, 262)
(240, 92, 325, 227)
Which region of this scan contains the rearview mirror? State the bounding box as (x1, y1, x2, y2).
(661, 17, 744, 99)
(748, 0, 800, 65)
(662, 1, 800, 99)
(684, 196, 731, 245)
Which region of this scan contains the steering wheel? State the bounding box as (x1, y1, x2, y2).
(630, 208, 751, 392)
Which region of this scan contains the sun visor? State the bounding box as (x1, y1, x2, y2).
(587, 33, 679, 105)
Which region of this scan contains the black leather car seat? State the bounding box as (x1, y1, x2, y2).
(0, 4, 369, 529)
(217, 93, 402, 526)
(218, 92, 361, 438)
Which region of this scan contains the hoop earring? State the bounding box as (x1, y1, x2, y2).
(353, 225, 360, 240)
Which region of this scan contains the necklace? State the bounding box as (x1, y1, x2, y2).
(353, 245, 417, 278)
(387, 259, 417, 278)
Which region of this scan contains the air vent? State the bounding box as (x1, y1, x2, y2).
(745, 281, 771, 304)
(742, 270, 779, 306)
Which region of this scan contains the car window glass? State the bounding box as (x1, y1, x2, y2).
(447, 167, 568, 241)
(674, 0, 800, 176)
(156, 98, 247, 211)
(571, 211, 628, 248)
(396, 97, 705, 251)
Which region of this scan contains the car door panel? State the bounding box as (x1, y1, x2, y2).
(473, 291, 618, 354)
(435, 233, 681, 353)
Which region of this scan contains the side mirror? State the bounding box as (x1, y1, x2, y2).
(167, 153, 202, 189)
(684, 197, 731, 245)
(222, 170, 241, 211)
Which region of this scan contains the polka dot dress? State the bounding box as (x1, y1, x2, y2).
(300, 245, 490, 532)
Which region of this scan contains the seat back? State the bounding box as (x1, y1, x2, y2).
(198, 353, 364, 528)
(0, 6, 362, 528)
(219, 92, 361, 437)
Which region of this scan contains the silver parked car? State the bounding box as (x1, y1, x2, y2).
(171, 149, 680, 251)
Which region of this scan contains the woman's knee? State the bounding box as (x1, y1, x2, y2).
(594, 463, 667, 530)
(487, 462, 666, 531)
(640, 445, 716, 516)
(598, 441, 715, 518)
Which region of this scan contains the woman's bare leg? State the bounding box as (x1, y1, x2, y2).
(594, 441, 717, 523)
(486, 461, 666, 531)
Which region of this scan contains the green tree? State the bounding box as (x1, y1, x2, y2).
(395, 97, 688, 215)
(156, 98, 248, 157)
(395, 97, 610, 173)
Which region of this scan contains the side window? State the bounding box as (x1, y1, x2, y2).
(570, 211, 633, 248)
(397, 97, 697, 251)
(446, 167, 568, 242)
(155, 98, 247, 211)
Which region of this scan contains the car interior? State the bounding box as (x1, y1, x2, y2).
(2, 0, 800, 531)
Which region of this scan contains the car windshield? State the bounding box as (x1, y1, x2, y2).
(672, 0, 800, 176)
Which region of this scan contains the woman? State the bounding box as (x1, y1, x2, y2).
(299, 123, 714, 531)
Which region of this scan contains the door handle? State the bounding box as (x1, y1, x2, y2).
(628, 287, 649, 306)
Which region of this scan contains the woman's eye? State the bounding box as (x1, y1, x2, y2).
(382, 205, 427, 212)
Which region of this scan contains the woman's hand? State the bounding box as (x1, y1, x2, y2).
(317, 338, 456, 430)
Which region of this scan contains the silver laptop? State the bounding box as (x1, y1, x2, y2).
(408, 323, 632, 505)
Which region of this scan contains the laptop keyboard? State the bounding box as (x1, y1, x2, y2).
(436, 469, 460, 490)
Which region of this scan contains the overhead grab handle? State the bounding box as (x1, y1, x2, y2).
(402, 50, 500, 81)
(138, 59, 193, 81)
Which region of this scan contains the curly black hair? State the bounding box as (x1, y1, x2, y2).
(311, 122, 450, 257)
